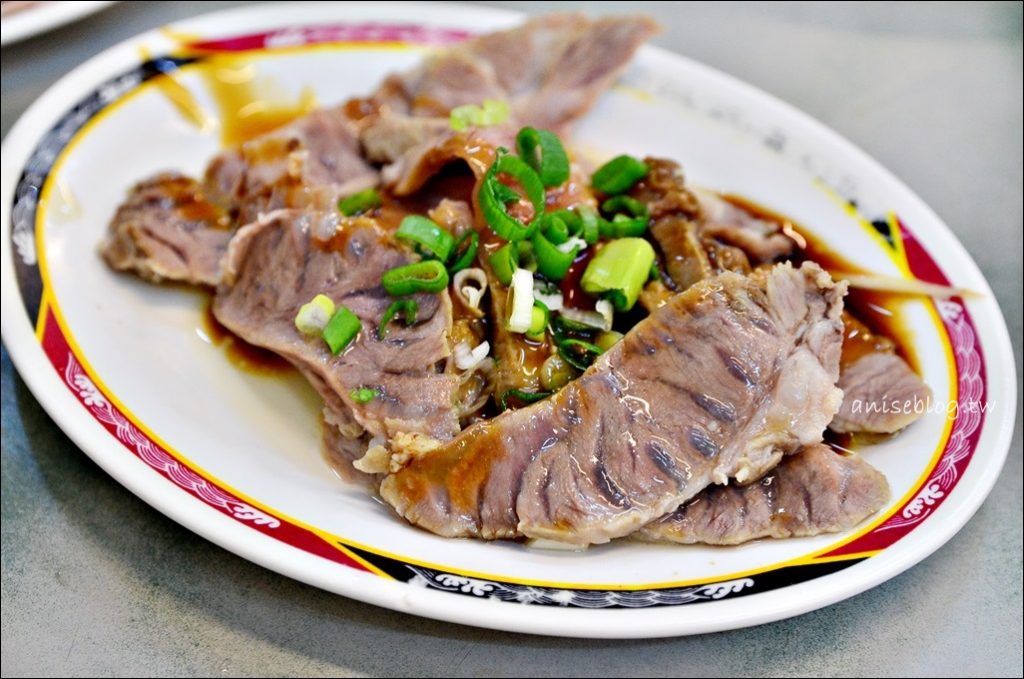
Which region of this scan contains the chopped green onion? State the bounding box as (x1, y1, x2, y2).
(479, 154, 545, 241)
(454, 340, 491, 371)
(595, 329, 624, 351)
(540, 354, 577, 391)
(447, 230, 479, 274)
(350, 387, 378, 404)
(533, 279, 564, 311)
(396, 215, 454, 261)
(491, 180, 522, 205)
(526, 301, 550, 341)
(500, 388, 552, 411)
(602, 195, 649, 219)
(540, 212, 572, 245)
(557, 237, 588, 254)
(552, 314, 596, 342)
(322, 305, 361, 354)
(338, 188, 382, 216)
(532, 230, 578, 281)
(516, 240, 538, 272)
(560, 305, 612, 332)
(449, 99, 510, 131)
(581, 238, 656, 311)
(515, 127, 570, 188)
(576, 204, 601, 245)
(381, 260, 449, 296)
(488, 242, 518, 286)
(507, 268, 536, 333)
(598, 214, 648, 238)
(294, 294, 336, 336)
(377, 298, 418, 339)
(591, 155, 648, 195)
(599, 196, 650, 238)
(558, 338, 604, 371)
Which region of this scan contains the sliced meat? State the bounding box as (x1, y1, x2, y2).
(632, 159, 796, 301)
(213, 209, 460, 442)
(379, 262, 846, 544)
(229, 107, 377, 225)
(490, 14, 659, 132)
(373, 13, 655, 129)
(831, 352, 932, 434)
(630, 158, 733, 299)
(322, 410, 376, 490)
(694, 188, 796, 263)
(366, 14, 657, 185)
(100, 174, 233, 286)
(630, 162, 928, 436)
(102, 107, 377, 288)
(638, 443, 890, 545)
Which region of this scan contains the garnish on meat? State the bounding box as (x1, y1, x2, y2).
(98, 13, 941, 548)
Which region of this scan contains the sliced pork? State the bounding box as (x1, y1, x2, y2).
(632, 158, 795, 302)
(100, 174, 233, 286)
(638, 443, 890, 545)
(366, 14, 657, 187)
(633, 160, 929, 436)
(213, 209, 460, 442)
(832, 352, 932, 434)
(101, 107, 376, 287)
(380, 262, 845, 544)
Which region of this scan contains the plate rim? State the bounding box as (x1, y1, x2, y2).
(0, 1, 1017, 638)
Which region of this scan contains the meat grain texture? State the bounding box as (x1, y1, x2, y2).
(381, 262, 846, 544)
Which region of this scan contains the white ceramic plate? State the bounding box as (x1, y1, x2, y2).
(0, 1, 116, 46)
(0, 3, 1015, 638)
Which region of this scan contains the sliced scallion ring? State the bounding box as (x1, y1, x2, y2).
(395, 215, 455, 261)
(479, 154, 544, 242)
(515, 127, 570, 188)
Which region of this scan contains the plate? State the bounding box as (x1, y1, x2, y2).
(0, 1, 117, 46)
(0, 3, 1015, 638)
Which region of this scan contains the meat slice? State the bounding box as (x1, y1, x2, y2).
(694, 188, 796, 263)
(632, 158, 794, 304)
(380, 262, 845, 544)
(365, 14, 657, 185)
(372, 14, 656, 130)
(100, 174, 233, 286)
(101, 107, 377, 287)
(638, 443, 890, 545)
(831, 352, 932, 434)
(228, 107, 377, 225)
(213, 209, 460, 442)
(633, 161, 929, 436)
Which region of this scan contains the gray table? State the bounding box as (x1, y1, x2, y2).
(2, 2, 1021, 676)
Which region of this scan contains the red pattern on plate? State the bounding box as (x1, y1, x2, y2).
(184, 22, 472, 53)
(823, 219, 986, 557)
(39, 306, 371, 575)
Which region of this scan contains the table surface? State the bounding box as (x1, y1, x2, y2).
(2, 1, 1022, 676)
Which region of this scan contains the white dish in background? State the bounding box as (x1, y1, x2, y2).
(1, 1, 116, 46)
(0, 3, 1015, 638)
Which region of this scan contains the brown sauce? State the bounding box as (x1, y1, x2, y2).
(201, 300, 292, 375)
(343, 97, 382, 121)
(559, 249, 596, 310)
(721, 195, 923, 452)
(160, 176, 230, 228)
(722, 194, 917, 373)
(200, 57, 318, 147)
